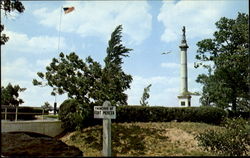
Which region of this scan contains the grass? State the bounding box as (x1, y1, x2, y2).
(59, 122, 224, 157)
(42, 115, 59, 119)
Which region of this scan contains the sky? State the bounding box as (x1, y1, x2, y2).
(1, 0, 248, 107)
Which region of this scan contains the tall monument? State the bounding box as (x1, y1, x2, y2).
(178, 26, 191, 107)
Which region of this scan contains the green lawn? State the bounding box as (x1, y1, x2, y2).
(60, 122, 225, 157)
(43, 115, 59, 119)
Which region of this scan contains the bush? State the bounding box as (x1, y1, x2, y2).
(58, 99, 83, 131)
(58, 103, 227, 131)
(115, 106, 227, 125)
(195, 117, 250, 156)
(58, 99, 101, 131)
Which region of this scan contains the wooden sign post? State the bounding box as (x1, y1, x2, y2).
(94, 101, 116, 157)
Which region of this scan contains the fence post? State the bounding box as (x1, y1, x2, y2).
(54, 102, 57, 115)
(42, 109, 44, 120)
(5, 108, 7, 120)
(15, 106, 18, 122)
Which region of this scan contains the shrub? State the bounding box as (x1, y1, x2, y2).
(115, 106, 227, 125)
(195, 117, 250, 156)
(58, 103, 227, 130)
(58, 99, 101, 131)
(59, 99, 83, 131)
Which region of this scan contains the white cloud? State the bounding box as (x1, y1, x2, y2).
(1, 78, 68, 107)
(33, 1, 152, 45)
(1, 10, 20, 21)
(161, 62, 178, 69)
(1, 30, 67, 54)
(126, 75, 201, 106)
(1, 57, 36, 80)
(158, 0, 229, 43)
(126, 75, 188, 106)
(36, 59, 52, 68)
(1, 56, 68, 107)
(161, 62, 195, 69)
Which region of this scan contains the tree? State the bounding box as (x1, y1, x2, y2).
(101, 25, 133, 105)
(1, 83, 26, 107)
(195, 12, 249, 112)
(33, 25, 132, 107)
(0, 0, 25, 45)
(140, 84, 152, 106)
(33, 25, 132, 129)
(41, 102, 53, 111)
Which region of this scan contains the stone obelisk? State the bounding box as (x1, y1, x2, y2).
(178, 26, 191, 107)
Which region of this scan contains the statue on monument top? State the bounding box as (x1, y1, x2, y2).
(181, 26, 187, 44)
(182, 26, 185, 36)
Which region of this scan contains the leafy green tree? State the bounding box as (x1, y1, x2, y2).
(0, 0, 25, 45)
(195, 12, 249, 112)
(1, 83, 26, 107)
(140, 84, 152, 106)
(41, 102, 53, 111)
(33, 25, 132, 107)
(33, 25, 132, 129)
(100, 25, 133, 105)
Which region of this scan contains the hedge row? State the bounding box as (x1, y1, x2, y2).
(114, 106, 228, 125)
(58, 101, 228, 131)
(1, 106, 47, 120)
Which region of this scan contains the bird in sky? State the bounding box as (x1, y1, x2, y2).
(161, 51, 172, 55)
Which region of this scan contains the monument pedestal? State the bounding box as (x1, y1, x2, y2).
(178, 95, 191, 107)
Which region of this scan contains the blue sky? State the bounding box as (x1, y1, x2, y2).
(1, 0, 248, 107)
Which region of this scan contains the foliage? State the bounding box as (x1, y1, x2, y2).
(102, 25, 133, 106)
(34, 25, 132, 130)
(1, 83, 26, 107)
(227, 110, 250, 120)
(196, 118, 250, 156)
(33, 25, 132, 105)
(140, 84, 152, 106)
(0, 0, 25, 45)
(58, 99, 83, 131)
(195, 12, 249, 112)
(41, 102, 53, 111)
(114, 106, 227, 125)
(58, 99, 99, 131)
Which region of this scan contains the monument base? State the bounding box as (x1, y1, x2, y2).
(178, 95, 191, 107)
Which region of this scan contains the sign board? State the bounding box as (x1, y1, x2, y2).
(94, 101, 114, 156)
(94, 106, 116, 119)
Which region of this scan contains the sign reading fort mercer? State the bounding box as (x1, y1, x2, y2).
(94, 101, 115, 156)
(94, 106, 116, 119)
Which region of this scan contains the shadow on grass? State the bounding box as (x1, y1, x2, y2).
(112, 123, 169, 156)
(70, 123, 169, 156)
